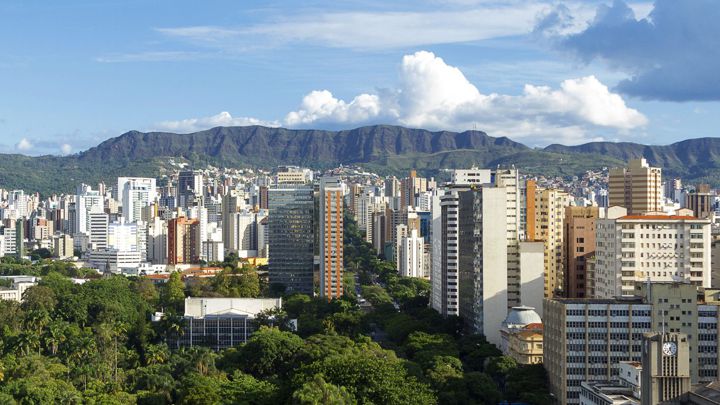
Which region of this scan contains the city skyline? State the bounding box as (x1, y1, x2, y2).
(3, 0, 720, 155)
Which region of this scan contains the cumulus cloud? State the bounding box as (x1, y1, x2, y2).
(155, 51, 646, 145)
(153, 111, 280, 133)
(60, 144, 72, 155)
(552, 0, 720, 101)
(283, 51, 646, 144)
(15, 138, 33, 152)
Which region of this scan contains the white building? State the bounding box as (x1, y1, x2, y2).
(120, 177, 156, 223)
(594, 207, 712, 298)
(397, 228, 425, 278)
(0, 276, 38, 302)
(88, 249, 142, 273)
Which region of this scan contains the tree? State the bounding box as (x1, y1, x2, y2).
(294, 351, 436, 405)
(233, 327, 305, 379)
(163, 272, 185, 312)
(293, 374, 356, 405)
(221, 370, 279, 405)
(176, 373, 225, 405)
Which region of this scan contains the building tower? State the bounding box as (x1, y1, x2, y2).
(268, 185, 315, 294)
(319, 177, 344, 299)
(641, 332, 691, 405)
(609, 158, 663, 214)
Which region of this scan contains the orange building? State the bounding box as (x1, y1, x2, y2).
(320, 178, 344, 299)
(168, 217, 200, 265)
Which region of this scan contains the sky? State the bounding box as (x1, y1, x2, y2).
(1, 0, 720, 155)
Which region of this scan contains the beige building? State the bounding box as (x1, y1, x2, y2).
(531, 187, 570, 298)
(641, 332, 691, 405)
(609, 158, 662, 214)
(594, 208, 712, 298)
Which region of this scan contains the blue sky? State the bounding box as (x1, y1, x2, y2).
(1, 0, 719, 155)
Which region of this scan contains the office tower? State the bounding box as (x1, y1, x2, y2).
(221, 190, 243, 252)
(268, 185, 315, 294)
(458, 186, 509, 346)
(609, 158, 663, 214)
(120, 177, 156, 223)
(544, 283, 720, 405)
(75, 184, 103, 236)
(259, 186, 269, 210)
(397, 228, 425, 278)
(319, 177, 344, 299)
(401, 170, 418, 209)
(665, 178, 682, 203)
(433, 187, 467, 317)
(226, 212, 256, 256)
(563, 206, 599, 298)
(88, 212, 108, 251)
(168, 217, 200, 264)
(147, 217, 167, 264)
(594, 208, 711, 298)
(53, 234, 74, 258)
(686, 184, 713, 219)
(494, 169, 523, 308)
(177, 170, 203, 209)
(641, 332, 692, 405)
(108, 220, 144, 254)
(531, 186, 570, 298)
(385, 176, 401, 198)
(15, 218, 24, 258)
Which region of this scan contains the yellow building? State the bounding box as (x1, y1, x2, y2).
(507, 328, 543, 365)
(528, 184, 570, 298)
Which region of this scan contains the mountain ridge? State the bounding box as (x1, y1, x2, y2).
(1, 125, 719, 195)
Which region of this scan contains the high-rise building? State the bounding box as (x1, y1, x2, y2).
(686, 184, 713, 219)
(177, 170, 203, 209)
(15, 218, 24, 258)
(88, 212, 109, 251)
(458, 186, 509, 346)
(268, 185, 315, 294)
(563, 206, 600, 298)
(609, 158, 663, 214)
(531, 187, 570, 298)
(594, 208, 711, 298)
(120, 177, 156, 223)
(433, 187, 467, 317)
(75, 184, 103, 236)
(397, 228, 425, 278)
(319, 177, 344, 299)
(168, 217, 200, 264)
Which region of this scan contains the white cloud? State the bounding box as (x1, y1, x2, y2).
(153, 111, 280, 133)
(157, 4, 546, 50)
(284, 91, 386, 126)
(60, 144, 72, 155)
(154, 51, 647, 145)
(15, 138, 33, 151)
(284, 51, 647, 144)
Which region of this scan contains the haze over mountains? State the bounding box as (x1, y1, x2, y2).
(2, 125, 719, 195)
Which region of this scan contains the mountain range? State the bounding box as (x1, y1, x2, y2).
(1, 125, 719, 195)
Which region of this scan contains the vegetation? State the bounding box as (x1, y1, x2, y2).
(0, 215, 551, 403)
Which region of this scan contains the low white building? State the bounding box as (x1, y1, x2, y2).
(0, 276, 38, 302)
(88, 249, 141, 273)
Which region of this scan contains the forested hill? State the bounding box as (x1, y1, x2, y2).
(1, 125, 719, 195)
